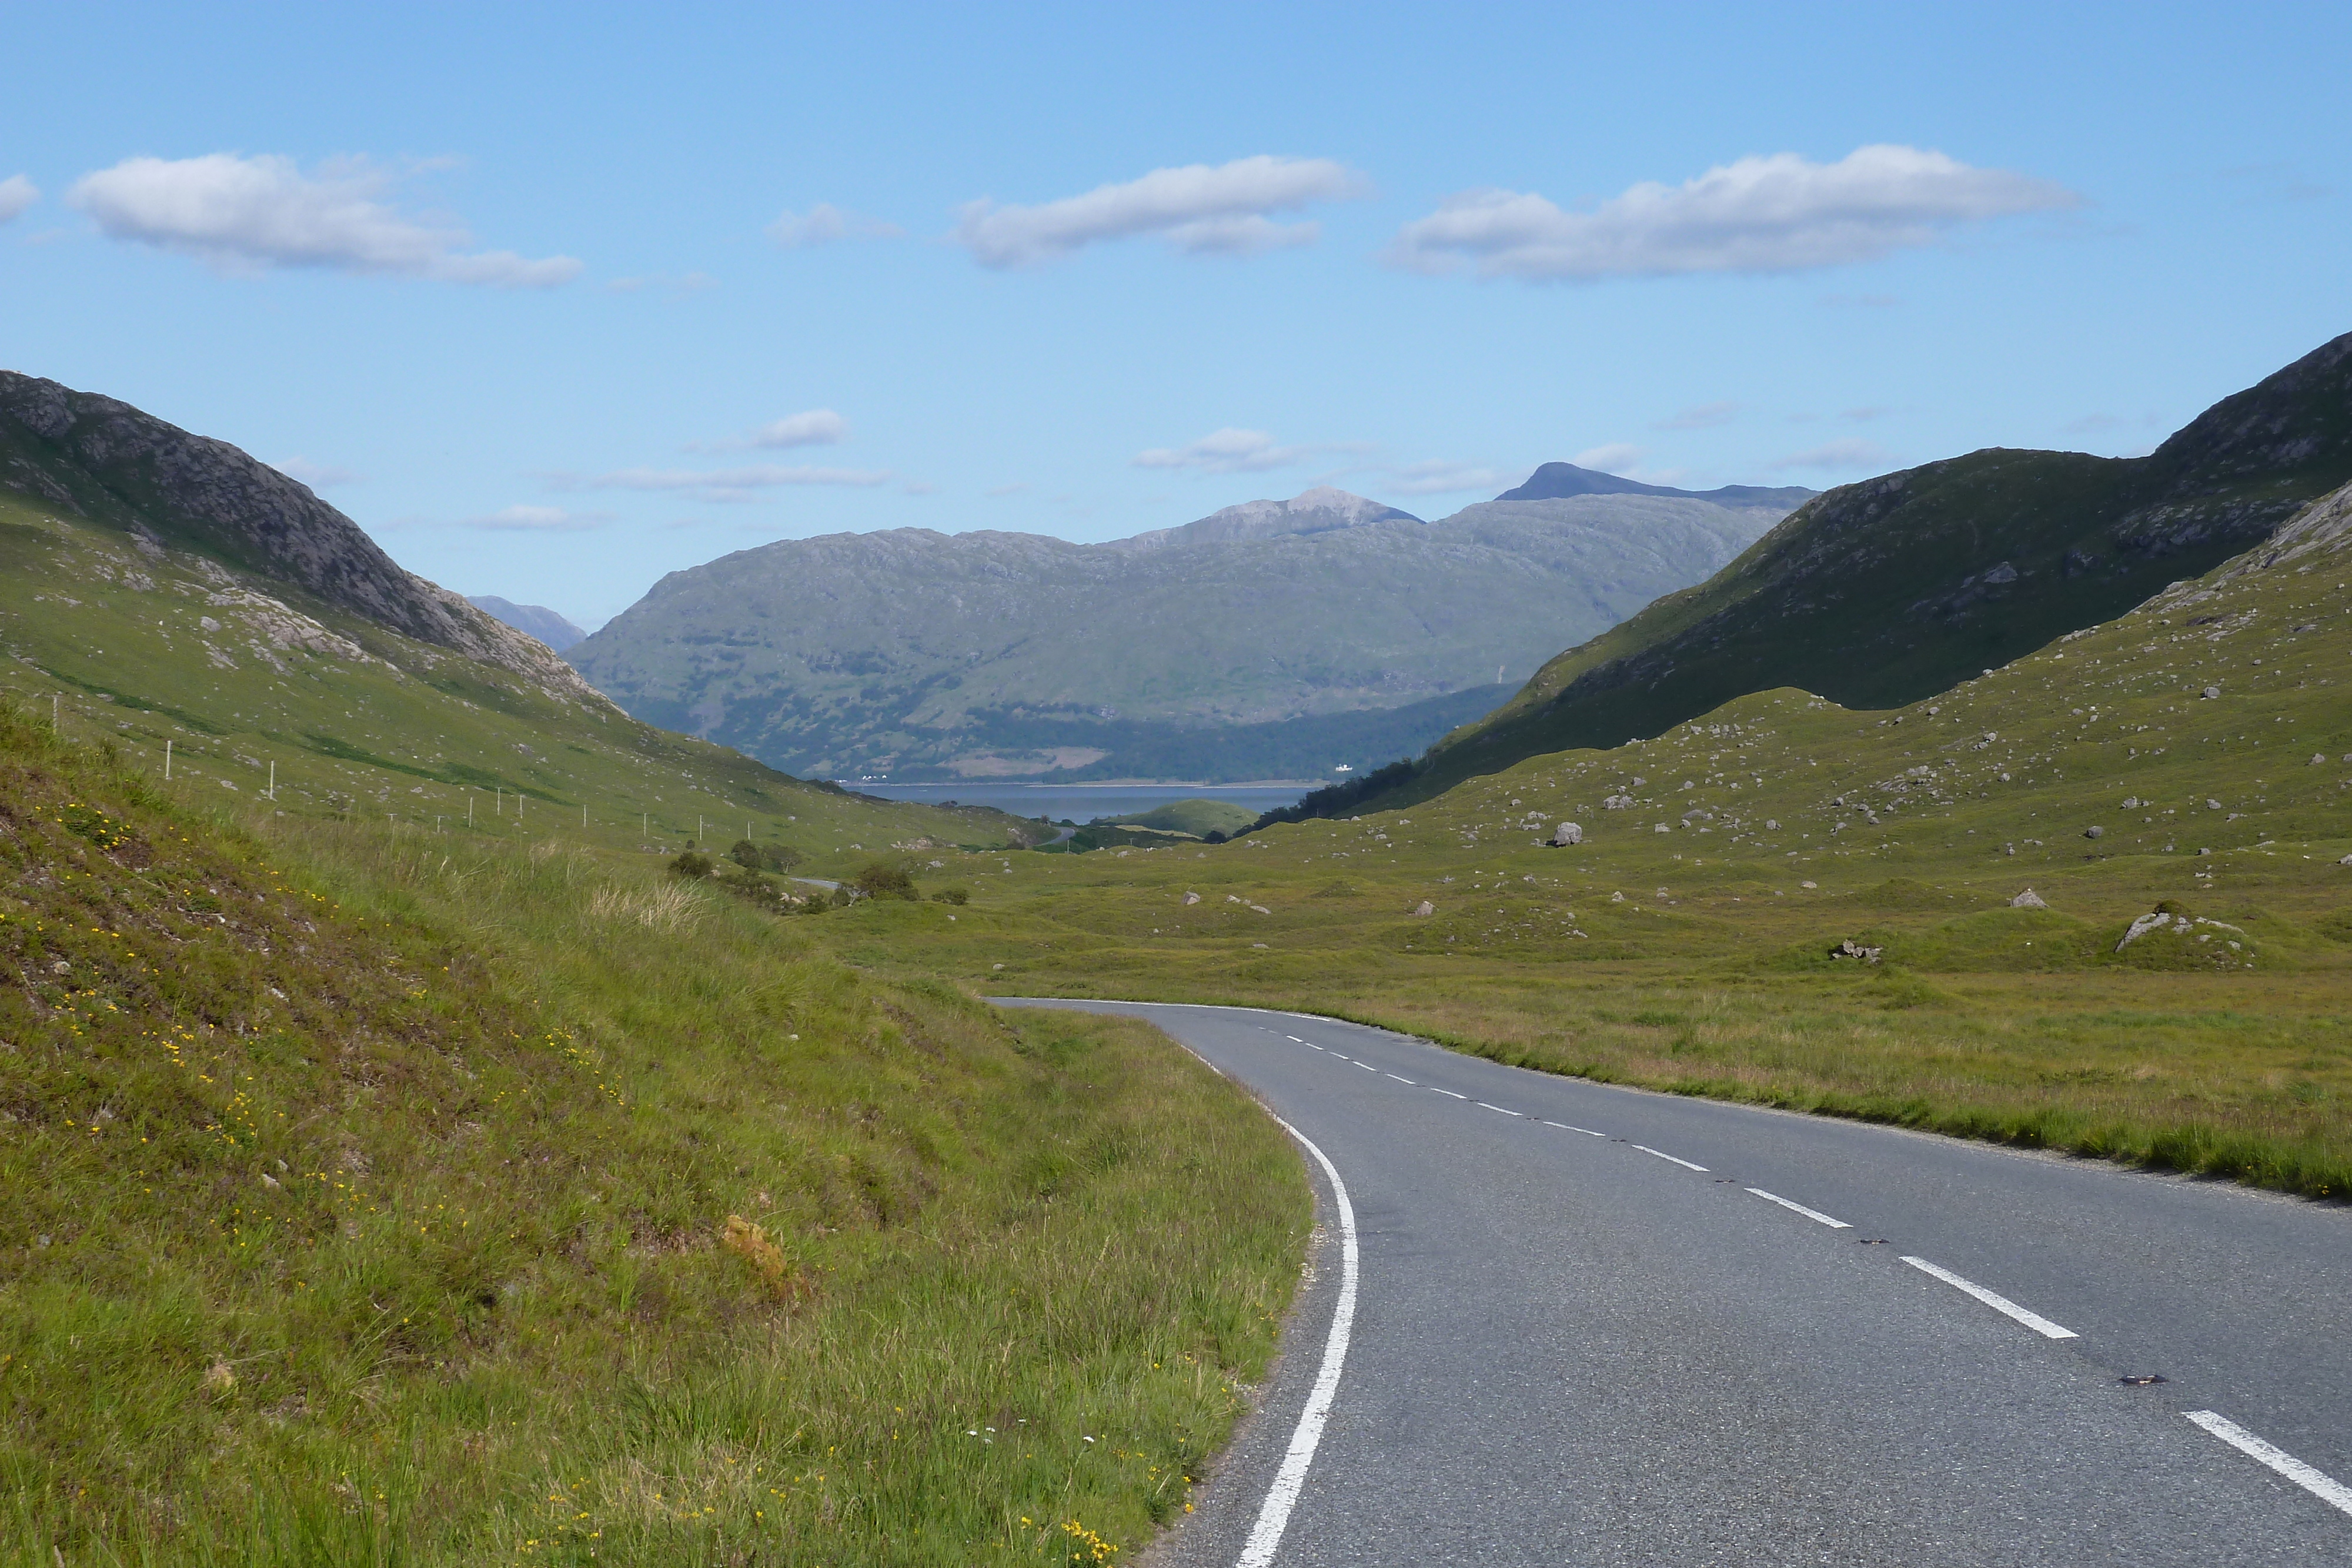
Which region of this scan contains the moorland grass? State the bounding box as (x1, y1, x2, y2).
(826, 533, 2352, 1204)
(0, 707, 1308, 1564)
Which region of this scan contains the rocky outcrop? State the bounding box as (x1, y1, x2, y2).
(0, 372, 612, 710)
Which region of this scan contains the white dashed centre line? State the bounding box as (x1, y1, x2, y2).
(1900, 1256, 2077, 1339)
(1545, 1122, 1609, 1137)
(1746, 1188, 1852, 1228)
(1285, 1036, 1304, 1042)
(2184, 1411, 2352, 1516)
(1430, 1088, 1468, 1100)
(1385, 1073, 1416, 1085)
(1632, 1144, 1709, 1172)
(1475, 1102, 1524, 1117)
(1355, 1061, 1378, 1072)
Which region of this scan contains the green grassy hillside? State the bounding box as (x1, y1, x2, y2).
(1284, 329, 2352, 820)
(0, 488, 1044, 874)
(846, 479, 2352, 1199)
(1097, 800, 1261, 838)
(0, 703, 1305, 1564)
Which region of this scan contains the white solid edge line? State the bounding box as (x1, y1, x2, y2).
(1237, 1118, 1359, 1568)
(2184, 1410, 2352, 1516)
(1746, 1187, 1852, 1228)
(1899, 1256, 2077, 1339)
(1632, 1144, 1709, 1172)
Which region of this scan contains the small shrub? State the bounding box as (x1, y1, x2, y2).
(729, 838, 761, 871)
(854, 861, 918, 901)
(669, 850, 716, 878)
(929, 887, 969, 906)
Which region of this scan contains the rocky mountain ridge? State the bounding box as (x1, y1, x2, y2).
(0, 371, 608, 712)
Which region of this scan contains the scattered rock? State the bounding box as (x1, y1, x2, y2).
(1182, 891, 1200, 905)
(2011, 888, 2048, 908)
(2203, 686, 2221, 699)
(1411, 900, 1435, 917)
(1800, 881, 1818, 890)
(2084, 825, 2104, 840)
(1552, 821, 1583, 847)
(2206, 798, 2223, 810)
(1829, 939, 1883, 964)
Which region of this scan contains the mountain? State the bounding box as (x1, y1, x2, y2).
(0, 373, 599, 709)
(0, 372, 1035, 857)
(1271, 329, 2352, 823)
(1108, 485, 1422, 550)
(1497, 461, 1817, 510)
(567, 483, 1808, 783)
(470, 594, 588, 653)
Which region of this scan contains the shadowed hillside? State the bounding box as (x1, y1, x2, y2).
(1272, 330, 2352, 823)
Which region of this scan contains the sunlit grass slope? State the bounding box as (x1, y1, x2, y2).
(0, 489, 1034, 874)
(0, 706, 1305, 1564)
(839, 483, 2352, 1199)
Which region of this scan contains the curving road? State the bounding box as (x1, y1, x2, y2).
(998, 999, 2352, 1567)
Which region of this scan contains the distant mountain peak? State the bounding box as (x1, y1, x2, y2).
(1498, 462, 1816, 509)
(469, 596, 587, 654)
(1114, 485, 1422, 551)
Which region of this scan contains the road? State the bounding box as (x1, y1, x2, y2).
(998, 999, 2352, 1567)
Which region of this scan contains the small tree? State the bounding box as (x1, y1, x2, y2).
(763, 842, 806, 873)
(670, 850, 716, 878)
(853, 861, 918, 901)
(729, 838, 761, 871)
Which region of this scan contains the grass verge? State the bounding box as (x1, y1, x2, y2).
(0, 705, 1307, 1564)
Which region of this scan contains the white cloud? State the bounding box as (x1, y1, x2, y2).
(1133, 427, 1312, 474)
(955, 155, 1365, 268)
(582, 464, 892, 503)
(1385, 460, 1519, 496)
(68, 153, 582, 287)
(985, 482, 1031, 498)
(749, 409, 847, 448)
(1655, 401, 1740, 431)
(0, 175, 38, 223)
(1771, 438, 1897, 473)
(768, 202, 904, 248)
(1385, 145, 2079, 282)
(1573, 443, 1646, 475)
(460, 504, 608, 531)
(272, 456, 359, 487)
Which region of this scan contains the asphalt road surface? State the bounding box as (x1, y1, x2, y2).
(998, 998, 2352, 1567)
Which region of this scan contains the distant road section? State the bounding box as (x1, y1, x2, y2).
(999, 999, 2352, 1566)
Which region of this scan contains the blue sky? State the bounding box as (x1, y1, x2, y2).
(5, 2, 2349, 626)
